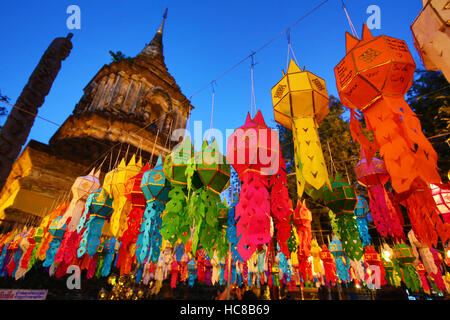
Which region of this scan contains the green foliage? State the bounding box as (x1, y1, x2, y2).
(0, 90, 9, 129)
(108, 51, 134, 64)
(407, 69, 450, 181)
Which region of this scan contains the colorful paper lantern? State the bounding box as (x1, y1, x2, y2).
(226, 111, 291, 261)
(57, 168, 101, 231)
(271, 60, 331, 198)
(335, 23, 440, 193)
(329, 235, 351, 283)
(116, 163, 150, 273)
(319, 244, 338, 286)
(103, 155, 142, 238)
(411, 0, 450, 82)
(354, 195, 371, 246)
(430, 183, 450, 223)
(323, 173, 363, 260)
(163, 136, 194, 187)
(364, 245, 386, 286)
(355, 150, 404, 240)
(393, 243, 422, 292)
(77, 188, 114, 258)
(137, 156, 170, 264)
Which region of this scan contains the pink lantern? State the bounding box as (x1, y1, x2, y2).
(430, 183, 450, 223)
(355, 149, 404, 240)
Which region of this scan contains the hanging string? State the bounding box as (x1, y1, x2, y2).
(209, 81, 216, 142)
(286, 28, 300, 68)
(326, 139, 337, 176)
(250, 52, 257, 118)
(149, 128, 161, 165)
(188, 0, 331, 100)
(341, 0, 359, 38)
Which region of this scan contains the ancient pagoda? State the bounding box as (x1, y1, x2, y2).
(0, 11, 193, 230)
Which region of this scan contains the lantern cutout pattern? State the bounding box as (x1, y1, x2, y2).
(408, 230, 437, 275)
(37, 202, 69, 262)
(116, 163, 150, 273)
(43, 216, 67, 268)
(430, 183, 450, 223)
(329, 235, 351, 283)
(323, 173, 363, 260)
(161, 137, 193, 247)
(364, 245, 386, 287)
(77, 188, 114, 258)
(57, 168, 101, 231)
(227, 193, 242, 262)
(292, 199, 312, 282)
(355, 149, 404, 240)
(411, 0, 450, 82)
(271, 59, 331, 198)
(103, 155, 142, 238)
(354, 195, 371, 246)
(226, 111, 292, 261)
(335, 23, 440, 193)
(136, 156, 171, 264)
(393, 243, 422, 292)
(187, 139, 230, 258)
(319, 244, 338, 286)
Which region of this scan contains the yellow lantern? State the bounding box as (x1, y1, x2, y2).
(411, 0, 450, 82)
(104, 155, 142, 237)
(271, 59, 331, 198)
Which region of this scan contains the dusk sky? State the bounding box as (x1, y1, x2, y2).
(0, 0, 425, 153)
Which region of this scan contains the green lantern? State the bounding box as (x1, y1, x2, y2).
(163, 136, 194, 187)
(194, 139, 230, 195)
(393, 243, 421, 292)
(323, 174, 363, 260)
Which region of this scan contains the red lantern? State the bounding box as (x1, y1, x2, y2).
(430, 183, 450, 223)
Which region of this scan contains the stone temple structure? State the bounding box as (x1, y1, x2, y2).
(0, 12, 193, 230)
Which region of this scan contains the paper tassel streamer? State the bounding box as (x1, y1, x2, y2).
(408, 230, 437, 275)
(416, 262, 431, 294)
(227, 193, 242, 262)
(364, 245, 387, 286)
(329, 235, 351, 283)
(320, 245, 337, 286)
(101, 238, 116, 277)
(43, 217, 67, 268)
(323, 174, 363, 260)
(355, 150, 404, 240)
(271, 60, 331, 198)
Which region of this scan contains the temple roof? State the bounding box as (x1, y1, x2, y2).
(138, 8, 167, 60)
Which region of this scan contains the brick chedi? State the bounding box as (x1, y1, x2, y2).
(0, 12, 194, 230)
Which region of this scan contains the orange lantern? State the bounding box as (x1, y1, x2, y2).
(411, 0, 450, 82)
(334, 23, 441, 193)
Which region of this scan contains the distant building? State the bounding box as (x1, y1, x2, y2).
(0, 14, 194, 230)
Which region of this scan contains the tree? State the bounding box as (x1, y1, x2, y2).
(109, 51, 133, 64)
(0, 90, 10, 129)
(406, 69, 450, 181)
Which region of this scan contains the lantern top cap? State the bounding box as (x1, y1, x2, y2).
(287, 59, 302, 74)
(345, 23, 375, 53)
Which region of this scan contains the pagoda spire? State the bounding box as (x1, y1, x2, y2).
(139, 8, 168, 59)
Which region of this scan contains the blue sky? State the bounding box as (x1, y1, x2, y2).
(0, 0, 425, 153)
